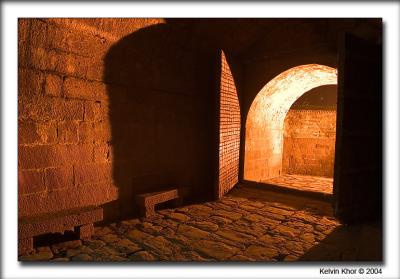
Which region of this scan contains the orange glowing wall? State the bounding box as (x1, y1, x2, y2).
(282, 109, 336, 177)
(218, 51, 241, 197)
(244, 64, 337, 182)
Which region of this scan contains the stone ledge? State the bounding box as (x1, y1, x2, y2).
(19, 206, 103, 255)
(135, 187, 189, 217)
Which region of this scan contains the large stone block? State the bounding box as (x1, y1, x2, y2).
(19, 96, 84, 121)
(29, 19, 49, 48)
(93, 144, 110, 162)
(44, 74, 63, 97)
(18, 19, 30, 66)
(18, 68, 44, 97)
(84, 101, 103, 121)
(19, 144, 93, 169)
(64, 77, 106, 100)
(57, 121, 79, 144)
(93, 121, 111, 143)
(18, 183, 118, 217)
(18, 169, 45, 195)
(74, 162, 112, 186)
(18, 121, 58, 145)
(44, 21, 111, 59)
(78, 122, 95, 143)
(29, 47, 89, 79)
(45, 166, 74, 190)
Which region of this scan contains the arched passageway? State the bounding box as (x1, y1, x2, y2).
(244, 64, 337, 183)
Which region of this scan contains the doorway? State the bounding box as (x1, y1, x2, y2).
(244, 64, 337, 196)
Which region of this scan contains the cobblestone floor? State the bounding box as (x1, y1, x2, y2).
(19, 184, 381, 262)
(263, 174, 333, 195)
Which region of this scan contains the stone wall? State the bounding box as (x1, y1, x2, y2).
(282, 109, 336, 177)
(18, 19, 217, 221)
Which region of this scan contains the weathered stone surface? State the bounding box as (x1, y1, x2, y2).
(94, 226, 113, 236)
(159, 227, 175, 237)
(266, 206, 293, 216)
(107, 255, 129, 262)
(113, 238, 142, 254)
(210, 216, 233, 225)
(175, 206, 189, 213)
(281, 241, 304, 255)
(219, 199, 237, 206)
(92, 245, 122, 258)
(20, 250, 54, 261)
(314, 231, 328, 241)
(315, 224, 327, 232)
(274, 225, 297, 238)
(237, 204, 258, 211)
(257, 234, 276, 245)
(127, 229, 153, 243)
(177, 224, 210, 239)
(215, 229, 255, 244)
(213, 210, 242, 220)
(51, 240, 82, 252)
(283, 254, 299, 261)
(176, 252, 207, 261)
(285, 221, 314, 232)
(66, 248, 81, 257)
(143, 236, 176, 256)
(190, 204, 213, 212)
(71, 253, 93, 261)
(229, 254, 254, 261)
(243, 214, 264, 222)
(84, 239, 106, 249)
(78, 245, 94, 254)
(139, 222, 163, 234)
(165, 212, 190, 222)
(36, 246, 52, 253)
(166, 234, 192, 247)
(121, 219, 141, 227)
(293, 211, 318, 223)
(319, 216, 339, 226)
(233, 223, 268, 237)
(213, 234, 246, 250)
(300, 233, 315, 243)
(151, 218, 179, 229)
(99, 233, 120, 243)
(51, 257, 70, 261)
(243, 245, 278, 260)
(187, 221, 219, 232)
(261, 212, 287, 221)
(192, 240, 238, 260)
(129, 251, 157, 261)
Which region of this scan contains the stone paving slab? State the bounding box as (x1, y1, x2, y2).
(19, 184, 382, 262)
(263, 174, 333, 195)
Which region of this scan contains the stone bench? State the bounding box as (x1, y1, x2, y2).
(135, 187, 189, 217)
(18, 206, 103, 255)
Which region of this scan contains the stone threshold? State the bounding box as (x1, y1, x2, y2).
(240, 180, 333, 202)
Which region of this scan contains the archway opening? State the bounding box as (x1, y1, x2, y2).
(244, 64, 337, 194)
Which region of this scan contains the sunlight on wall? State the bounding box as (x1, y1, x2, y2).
(244, 64, 337, 181)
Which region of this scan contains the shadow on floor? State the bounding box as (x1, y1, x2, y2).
(230, 184, 382, 262)
(300, 224, 383, 261)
